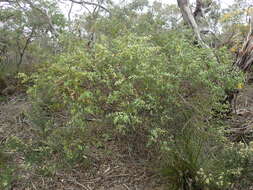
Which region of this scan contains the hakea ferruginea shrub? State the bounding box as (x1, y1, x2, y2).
(27, 34, 242, 130)
(25, 33, 253, 189)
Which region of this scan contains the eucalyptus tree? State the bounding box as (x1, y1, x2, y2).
(0, 0, 66, 72)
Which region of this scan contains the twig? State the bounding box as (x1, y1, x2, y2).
(106, 174, 130, 179)
(123, 184, 130, 190)
(31, 182, 38, 190)
(66, 178, 90, 190)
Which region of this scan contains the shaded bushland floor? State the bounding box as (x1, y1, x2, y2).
(0, 94, 166, 190)
(1, 84, 253, 189)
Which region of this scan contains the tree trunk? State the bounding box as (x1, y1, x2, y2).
(17, 27, 35, 71)
(235, 12, 253, 72)
(177, 0, 209, 48)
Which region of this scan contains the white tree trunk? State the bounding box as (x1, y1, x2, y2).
(177, 0, 209, 48)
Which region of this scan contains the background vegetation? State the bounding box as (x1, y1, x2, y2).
(0, 0, 253, 189)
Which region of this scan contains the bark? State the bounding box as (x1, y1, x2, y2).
(16, 27, 35, 71)
(68, 2, 74, 24)
(177, 0, 209, 48)
(68, 2, 74, 31)
(193, 0, 203, 18)
(235, 12, 253, 72)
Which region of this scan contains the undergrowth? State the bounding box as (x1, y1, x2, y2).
(0, 146, 15, 190)
(14, 33, 253, 189)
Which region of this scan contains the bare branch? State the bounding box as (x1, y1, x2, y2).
(17, 26, 35, 70)
(67, 0, 110, 13)
(247, 10, 253, 39)
(68, 2, 74, 23)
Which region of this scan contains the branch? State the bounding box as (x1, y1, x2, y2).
(23, 0, 59, 36)
(67, 0, 110, 13)
(193, 0, 203, 18)
(0, 0, 15, 3)
(68, 2, 73, 23)
(247, 10, 253, 39)
(87, 3, 100, 48)
(216, 30, 237, 48)
(17, 27, 35, 70)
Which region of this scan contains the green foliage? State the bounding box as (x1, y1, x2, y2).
(0, 147, 14, 190)
(0, 0, 66, 75)
(24, 104, 90, 168)
(0, 166, 14, 190)
(29, 33, 242, 131)
(161, 124, 253, 190)
(24, 32, 250, 189)
(1, 0, 253, 189)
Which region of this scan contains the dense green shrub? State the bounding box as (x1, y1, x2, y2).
(28, 33, 242, 130)
(25, 33, 252, 189)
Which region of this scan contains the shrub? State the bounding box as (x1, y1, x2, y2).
(161, 124, 253, 190)
(28, 33, 242, 131)
(26, 33, 250, 188)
